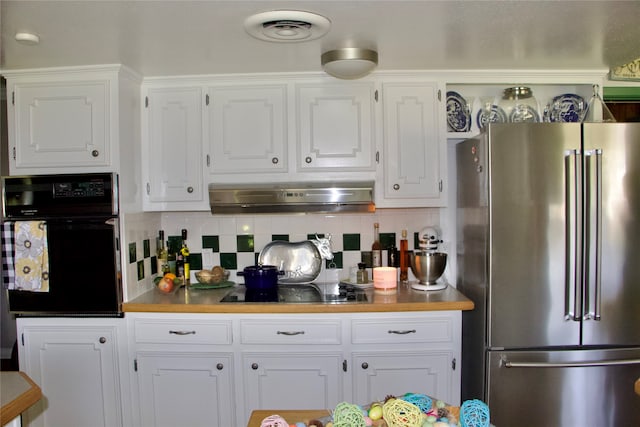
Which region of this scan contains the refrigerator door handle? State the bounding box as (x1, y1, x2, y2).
(583, 149, 603, 321)
(564, 149, 582, 321)
(501, 357, 640, 369)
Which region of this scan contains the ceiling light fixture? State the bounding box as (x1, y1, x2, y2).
(15, 32, 40, 45)
(321, 48, 378, 80)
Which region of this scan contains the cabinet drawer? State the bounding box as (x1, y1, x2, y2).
(134, 319, 232, 345)
(351, 316, 453, 344)
(240, 320, 341, 345)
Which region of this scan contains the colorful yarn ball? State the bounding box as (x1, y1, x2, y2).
(401, 393, 433, 413)
(460, 399, 490, 427)
(382, 399, 423, 427)
(260, 414, 289, 427)
(333, 402, 367, 427)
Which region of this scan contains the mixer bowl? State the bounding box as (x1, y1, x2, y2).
(410, 252, 447, 284)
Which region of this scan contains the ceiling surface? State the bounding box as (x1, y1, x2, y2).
(2, 0, 640, 77)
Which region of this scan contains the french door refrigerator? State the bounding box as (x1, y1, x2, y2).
(456, 123, 640, 426)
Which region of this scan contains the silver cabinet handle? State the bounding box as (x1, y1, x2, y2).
(216, 363, 224, 370)
(92, 150, 99, 157)
(305, 156, 312, 164)
(393, 184, 400, 190)
(502, 358, 640, 368)
(276, 331, 305, 336)
(99, 337, 107, 344)
(388, 329, 416, 335)
(187, 186, 194, 193)
(169, 330, 196, 335)
(272, 157, 279, 164)
(361, 362, 369, 369)
(251, 363, 259, 370)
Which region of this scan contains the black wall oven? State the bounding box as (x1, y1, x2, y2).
(2, 173, 122, 316)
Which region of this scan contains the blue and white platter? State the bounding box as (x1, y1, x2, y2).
(546, 93, 585, 122)
(509, 105, 540, 123)
(476, 104, 508, 129)
(447, 91, 471, 132)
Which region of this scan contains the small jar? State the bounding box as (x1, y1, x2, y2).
(357, 262, 369, 284)
(499, 86, 540, 123)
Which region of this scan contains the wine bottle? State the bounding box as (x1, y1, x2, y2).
(372, 222, 382, 269)
(180, 229, 190, 283)
(399, 229, 409, 282)
(157, 230, 168, 274)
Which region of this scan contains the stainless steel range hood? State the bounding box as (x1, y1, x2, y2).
(209, 181, 375, 214)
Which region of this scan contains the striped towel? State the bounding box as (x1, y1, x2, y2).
(1, 221, 15, 289)
(13, 221, 50, 292)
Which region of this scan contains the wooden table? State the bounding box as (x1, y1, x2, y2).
(247, 410, 330, 427)
(1, 371, 42, 426)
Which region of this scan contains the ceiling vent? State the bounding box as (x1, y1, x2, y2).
(245, 10, 331, 42)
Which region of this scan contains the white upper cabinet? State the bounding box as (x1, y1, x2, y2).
(3, 65, 140, 175)
(295, 82, 376, 172)
(206, 84, 287, 175)
(377, 81, 446, 207)
(143, 86, 206, 211)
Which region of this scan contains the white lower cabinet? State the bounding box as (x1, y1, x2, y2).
(16, 317, 129, 427)
(126, 311, 461, 427)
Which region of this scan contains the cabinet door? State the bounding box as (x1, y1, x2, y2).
(145, 87, 204, 206)
(136, 352, 235, 427)
(19, 324, 123, 427)
(352, 351, 455, 405)
(296, 83, 376, 171)
(380, 82, 445, 207)
(10, 81, 110, 171)
(242, 352, 344, 412)
(207, 85, 287, 174)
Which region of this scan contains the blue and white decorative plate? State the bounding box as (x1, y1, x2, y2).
(476, 105, 508, 129)
(509, 105, 540, 123)
(548, 93, 585, 122)
(447, 91, 471, 132)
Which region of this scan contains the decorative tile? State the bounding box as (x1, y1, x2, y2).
(190, 253, 203, 270)
(326, 251, 343, 269)
(272, 234, 289, 241)
(380, 233, 396, 250)
(143, 239, 151, 258)
(343, 234, 361, 251)
(220, 253, 237, 270)
(361, 251, 373, 268)
(413, 232, 420, 250)
(167, 236, 182, 254)
(202, 235, 219, 251)
(128, 242, 136, 264)
(237, 235, 254, 252)
(307, 233, 325, 240)
(150, 256, 158, 275)
(137, 260, 144, 280)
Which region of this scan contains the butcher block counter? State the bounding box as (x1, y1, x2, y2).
(123, 283, 473, 313)
(1, 371, 42, 426)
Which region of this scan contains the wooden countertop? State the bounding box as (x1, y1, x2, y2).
(247, 410, 330, 427)
(1, 371, 42, 426)
(123, 283, 474, 313)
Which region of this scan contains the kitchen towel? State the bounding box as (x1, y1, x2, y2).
(13, 221, 50, 292)
(1, 221, 15, 289)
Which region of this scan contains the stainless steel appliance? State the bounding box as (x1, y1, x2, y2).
(2, 173, 122, 316)
(209, 181, 375, 214)
(220, 282, 368, 304)
(456, 123, 640, 426)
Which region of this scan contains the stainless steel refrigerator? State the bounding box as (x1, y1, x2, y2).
(456, 123, 640, 426)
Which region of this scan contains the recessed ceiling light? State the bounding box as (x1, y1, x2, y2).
(245, 10, 330, 42)
(15, 32, 40, 45)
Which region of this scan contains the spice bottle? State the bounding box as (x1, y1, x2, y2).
(399, 229, 409, 282)
(357, 262, 369, 284)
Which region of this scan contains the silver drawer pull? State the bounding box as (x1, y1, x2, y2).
(388, 329, 417, 335)
(277, 331, 305, 336)
(169, 330, 196, 335)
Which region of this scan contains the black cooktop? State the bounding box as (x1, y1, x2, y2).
(220, 282, 368, 304)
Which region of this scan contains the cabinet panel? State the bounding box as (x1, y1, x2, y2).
(352, 351, 454, 405)
(296, 83, 376, 171)
(146, 87, 203, 205)
(242, 352, 344, 411)
(136, 352, 235, 427)
(12, 81, 110, 170)
(351, 316, 454, 344)
(18, 321, 124, 427)
(207, 85, 287, 174)
(240, 319, 341, 345)
(380, 82, 444, 206)
(133, 318, 232, 345)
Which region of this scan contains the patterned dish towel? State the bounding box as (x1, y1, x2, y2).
(13, 221, 50, 292)
(1, 222, 15, 289)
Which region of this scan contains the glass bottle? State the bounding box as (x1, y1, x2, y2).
(175, 253, 185, 281)
(387, 244, 397, 268)
(372, 223, 382, 269)
(399, 229, 409, 282)
(357, 262, 369, 284)
(499, 86, 539, 123)
(157, 230, 169, 274)
(180, 229, 190, 284)
(581, 84, 616, 123)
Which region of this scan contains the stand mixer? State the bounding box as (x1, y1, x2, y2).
(410, 227, 448, 291)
